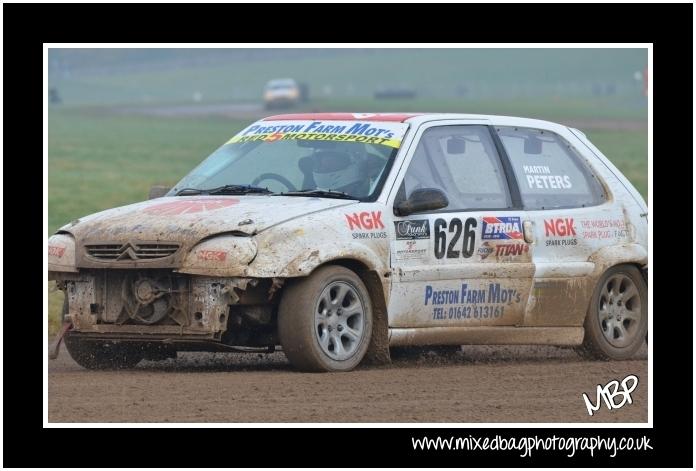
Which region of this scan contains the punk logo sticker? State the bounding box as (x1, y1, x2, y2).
(394, 219, 430, 240)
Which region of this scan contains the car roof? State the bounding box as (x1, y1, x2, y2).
(261, 112, 573, 133)
(266, 78, 297, 85)
(263, 113, 423, 122)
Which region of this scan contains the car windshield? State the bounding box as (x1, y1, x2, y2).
(170, 119, 410, 200)
(266, 79, 295, 90)
(268, 83, 295, 91)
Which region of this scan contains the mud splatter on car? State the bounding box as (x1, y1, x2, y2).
(49, 113, 648, 372)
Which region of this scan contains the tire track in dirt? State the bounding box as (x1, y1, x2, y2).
(48, 344, 648, 423)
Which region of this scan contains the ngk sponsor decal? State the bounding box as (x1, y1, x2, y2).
(144, 198, 239, 216)
(580, 218, 628, 240)
(345, 211, 387, 239)
(196, 250, 226, 262)
(424, 283, 522, 320)
(481, 216, 523, 240)
(48, 245, 66, 258)
(544, 217, 578, 246)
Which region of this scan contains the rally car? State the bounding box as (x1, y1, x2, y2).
(48, 112, 648, 372)
(262, 78, 301, 109)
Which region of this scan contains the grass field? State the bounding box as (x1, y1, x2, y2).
(47, 106, 648, 335)
(48, 109, 247, 234)
(279, 97, 647, 121)
(50, 48, 648, 108)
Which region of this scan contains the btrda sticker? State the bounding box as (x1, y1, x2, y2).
(481, 216, 523, 240)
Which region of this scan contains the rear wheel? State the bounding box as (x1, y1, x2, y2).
(577, 264, 647, 360)
(278, 265, 373, 372)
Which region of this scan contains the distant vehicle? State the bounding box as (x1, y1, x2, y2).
(48, 113, 648, 372)
(263, 78, 301, 109)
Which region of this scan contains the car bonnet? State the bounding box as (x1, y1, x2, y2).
(59, 195, 357, 246)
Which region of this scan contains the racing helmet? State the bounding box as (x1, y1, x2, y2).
(309, 150, 365, 192)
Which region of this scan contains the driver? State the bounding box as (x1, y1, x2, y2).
(302, 150, 369, 196)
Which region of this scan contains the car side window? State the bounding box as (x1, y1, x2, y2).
(397, 125, 511, 211)
(496, 126, 606, 209)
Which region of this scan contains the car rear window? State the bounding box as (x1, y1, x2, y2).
(496, 126, 606, 209)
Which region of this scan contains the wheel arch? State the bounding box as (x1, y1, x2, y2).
(582, 257, 648, 324)
(587, 243, 647, 278)
(576, 260, 648, 360)
(306, 258, 391, 365)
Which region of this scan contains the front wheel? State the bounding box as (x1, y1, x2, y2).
(576, 264, 647, 360)
(61, 296, 144, 370)
(64, 335, 144, 370)
(278, 265, 373, 372)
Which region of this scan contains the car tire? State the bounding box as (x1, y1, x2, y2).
(278, 265, 373, 372)
(61, 296, 144, 369)
(576, 264, 647, 361)
(64, 334, 144, 370)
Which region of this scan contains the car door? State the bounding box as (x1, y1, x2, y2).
(494, 125, 615, 328)
(386, 121, 535, 328)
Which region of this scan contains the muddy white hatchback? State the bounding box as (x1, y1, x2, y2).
(48, 113, 648, 371)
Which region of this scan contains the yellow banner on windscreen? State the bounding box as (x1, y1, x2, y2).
(226, 132, 402, 149)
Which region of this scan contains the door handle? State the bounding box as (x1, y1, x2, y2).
(523, 220, 535, 244)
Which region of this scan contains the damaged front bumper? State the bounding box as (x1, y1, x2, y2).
(52, 270, 283, 345)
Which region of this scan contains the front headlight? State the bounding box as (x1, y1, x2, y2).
(48, 233, 78, 273)
(179, 234, 258, 276)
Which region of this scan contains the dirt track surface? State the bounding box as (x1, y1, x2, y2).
(48, 344, 648, 423)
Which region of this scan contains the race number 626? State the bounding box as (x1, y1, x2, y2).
(434, 217, 477, 259)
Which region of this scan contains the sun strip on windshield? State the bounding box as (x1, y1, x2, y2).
(225, 120, 410, 149)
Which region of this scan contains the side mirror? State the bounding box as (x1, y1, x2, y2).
(148, 185, 171, 199)
(394, 188, 449, 216)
